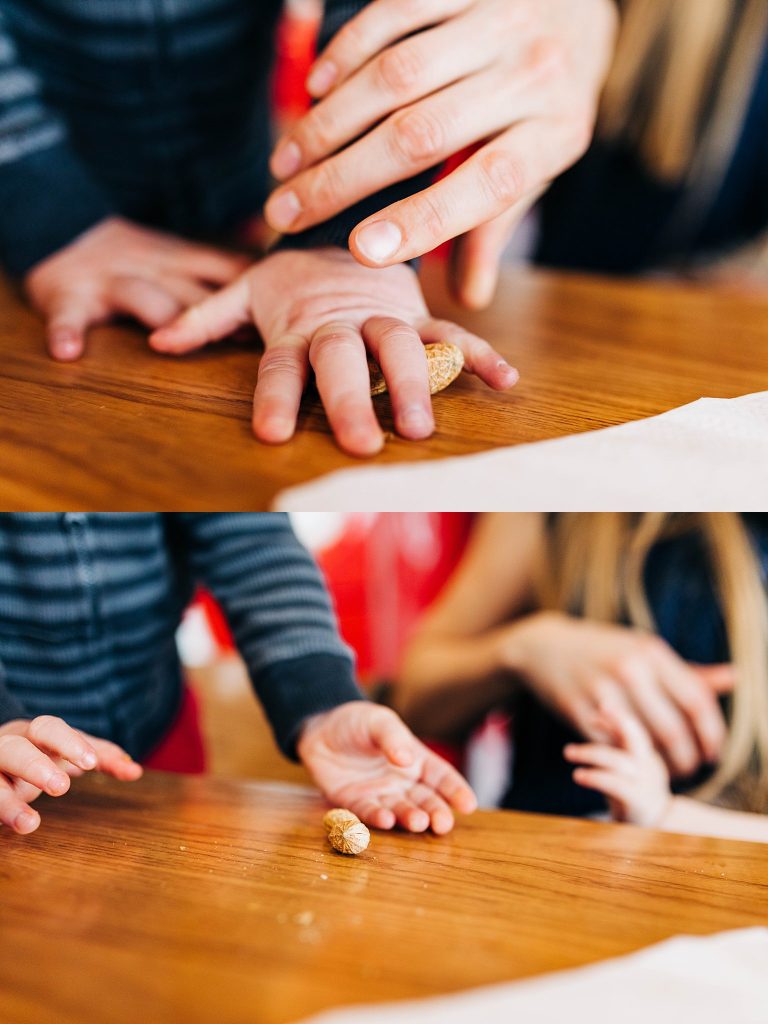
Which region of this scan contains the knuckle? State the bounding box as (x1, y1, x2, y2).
(27, 715, 57, 742)
(478, 149, 526, 207)
(377, 41, 423, 95)
(301, 107, 337, 155)
(526, 36, 568, 83)
(375, 319, 420, 349)
(258, 347, 303, 378)
(391, 106, 444, 164)
(414, 190, 450, 239)
(308, 159, 346, 210)
(310, 325, 360, 361)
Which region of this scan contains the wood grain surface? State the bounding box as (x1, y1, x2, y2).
(1, 265, 767, 510)
(1, 771, 767, 1024)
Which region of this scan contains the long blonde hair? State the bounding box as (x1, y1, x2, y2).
(599, 1, 768, 230)
(538, 513, 768, 811)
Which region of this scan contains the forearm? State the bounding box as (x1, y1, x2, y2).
(660, 796, 768, 844)
(395, 626, 516, 739)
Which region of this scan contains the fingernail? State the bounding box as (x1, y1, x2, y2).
(80, 751, 97, 770)
(266, 190, 302, 231)
(355, 221, 402, 263)
(399, 406, 433, 438)
(49, 329, 82, 361)
(271, 139, 302, 180)
(307, 60, 337, 96)
(45, 772, 69, 795)
(15, 810, 39, 834)
(256, 416, 294, 445)
(497, 360, 519, 385)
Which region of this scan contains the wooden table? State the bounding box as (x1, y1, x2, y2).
(1, 772, 766, 1024)
(1, 265, 767, 510)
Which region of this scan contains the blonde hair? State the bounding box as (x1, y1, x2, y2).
(538, 513, 768, 811)
(599, 0, 768, 228)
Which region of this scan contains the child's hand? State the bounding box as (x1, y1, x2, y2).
(0, 716, 143, 835)
(564, 705, 672, 827)
(296, 701, 477, 834)
(25, 216, 248, 361)
(149, 247, 518, 457)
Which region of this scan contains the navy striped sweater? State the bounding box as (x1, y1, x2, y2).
(0, 513, 362, 760)
(0, 0, 433, 276)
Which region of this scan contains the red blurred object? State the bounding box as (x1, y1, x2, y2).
(143, 686, 207, 774)
(272, 3, 321, 124)
(316, 514, 475, 681)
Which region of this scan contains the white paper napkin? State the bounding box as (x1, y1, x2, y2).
(275, 392, 768, 511)
(298, 928, 768, 1024)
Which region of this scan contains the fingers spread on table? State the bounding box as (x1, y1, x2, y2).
(0, 734, 71, 796)
(43, 291, 104, 361)
(407, 782, 455, 835)
(0, 778, 41, 834)
(149, 277, 251, 353)
(309, 322, 384, 456)
(419, 318, 518, 391)
(86, 737, 143, 781)
(252, 333, 310, 444)
(362, 317, 433, 439)
(25, 715, 98, 772)
(419, 751, 477, 815)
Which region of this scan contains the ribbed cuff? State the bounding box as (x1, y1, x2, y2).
(253, 653, 364, 760)
(0, 142, 114, 277)
(0, 685, 28, 725)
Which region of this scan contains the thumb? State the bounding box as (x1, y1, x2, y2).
(368, 708, 418, 768)
(691, 662, 737, 695)
(45, 296, 99, 361)
(149, 275, 250, 354)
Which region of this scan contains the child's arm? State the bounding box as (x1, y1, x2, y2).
(176, 513, 477, 833)
(565, 705, 768, 844)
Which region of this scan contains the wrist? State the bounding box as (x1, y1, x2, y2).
(493, 611, 567, 678)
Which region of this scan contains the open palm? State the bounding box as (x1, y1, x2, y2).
(297, 702, 477, 834)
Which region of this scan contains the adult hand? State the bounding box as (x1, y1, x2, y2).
(503, 612, 735, 778)
(296, 701, 477, 833)
(267, 0, 617, 304)
(149, 246, 518, 457)
(25, 217, 248, 361)
(0, 715, 142, 835)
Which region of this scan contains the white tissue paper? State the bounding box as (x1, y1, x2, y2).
(275, 392, 768, 511)
(298, 928, 768, 1024)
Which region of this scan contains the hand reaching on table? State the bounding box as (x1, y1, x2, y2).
(25, 216, 248, 361)
(149, 246, 518, 456)
(564, 704, 672, 827)
(296, 701, 477, 834)
(0, 715, 143, 835)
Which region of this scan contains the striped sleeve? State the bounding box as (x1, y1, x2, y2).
(0, 11, 113, 277)
(175, 514, 363, 758)
(273, 0, 438, 254)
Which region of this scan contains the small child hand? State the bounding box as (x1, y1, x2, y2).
(149, 247, 519, 457)
(296, 701, 477, 834)
(564, 704, 672, 827)
(0, 715, 143, 835)
(25, 217, 248, 361)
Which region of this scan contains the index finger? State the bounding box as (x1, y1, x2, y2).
(25, 715, 98, 772)
(307, 0, 472, 96)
